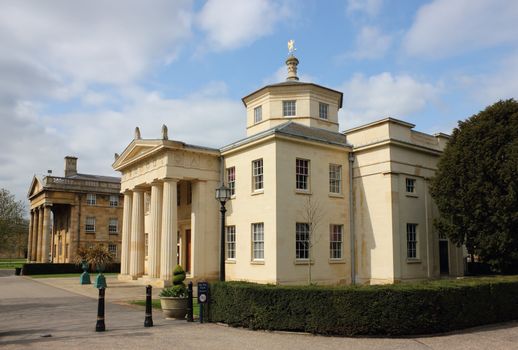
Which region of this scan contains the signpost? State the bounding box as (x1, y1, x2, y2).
(197, 281, 209, 323)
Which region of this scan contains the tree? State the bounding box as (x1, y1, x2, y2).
(0, 188, 28, 258)
(301, 196, 324, 284)
(430, 99, 518, 272)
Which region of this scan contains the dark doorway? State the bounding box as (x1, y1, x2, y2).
(439, 240, 449, 275)
(185, 229, 191, 273)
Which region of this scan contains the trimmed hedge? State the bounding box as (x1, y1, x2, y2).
(208, 277, 518, 336)
(22, 263, 121, 275)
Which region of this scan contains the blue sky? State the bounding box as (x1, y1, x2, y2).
(1, 0, 517, 203)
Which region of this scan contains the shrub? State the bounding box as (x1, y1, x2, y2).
(21, 263, 120, 275)
(159, 265, 188, 298)
(209, 277, 518, 336)
(172, 265, 186, 286)
(159, 284, 188, 298)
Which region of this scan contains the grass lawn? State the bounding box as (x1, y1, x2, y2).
(0, 258, 26, 269)
(30, 272, 118, 279)
(130, 298, 200, 316)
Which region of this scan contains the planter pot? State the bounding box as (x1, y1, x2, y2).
(160, 297, 188, 319)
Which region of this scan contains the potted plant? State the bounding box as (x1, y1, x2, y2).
(160, 265, 188, 319)
(74, 246, 91, 285)
(86, 245, 114, 289)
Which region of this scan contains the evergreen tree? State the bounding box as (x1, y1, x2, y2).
(430, 99, 518, 272)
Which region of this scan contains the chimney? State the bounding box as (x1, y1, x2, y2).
(64, 156, 78, 177)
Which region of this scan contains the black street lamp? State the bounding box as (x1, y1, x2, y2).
(215, 184, 231, 281)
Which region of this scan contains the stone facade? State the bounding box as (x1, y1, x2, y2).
(27, 157, 123, 263)
(113, 54, 464, 286)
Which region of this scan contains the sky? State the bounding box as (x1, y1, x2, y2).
(1, 0, 517, 206)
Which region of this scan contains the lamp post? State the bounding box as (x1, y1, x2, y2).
(215, 184, 231, 281)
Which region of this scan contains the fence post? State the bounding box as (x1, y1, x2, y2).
(95, 288, 106, 332)
(144, 285, 153, 327)
(187, 281, 194, 322)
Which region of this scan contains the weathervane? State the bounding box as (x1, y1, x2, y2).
(288, 39, 296, 55)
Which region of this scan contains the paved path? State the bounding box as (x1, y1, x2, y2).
(1, 275, 518, 350)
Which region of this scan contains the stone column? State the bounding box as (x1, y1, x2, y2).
(120, 191, 133, 276)
(32, 209, 39, 262)
(160, 179, 178, 283)
(26, 210, 34, 262)
(149, 182, 163, 278)
(129, 189, 145, 278)
(190, 181, 206, 278)
(41, 205, 52, 263)
(37, 206, 44, 262)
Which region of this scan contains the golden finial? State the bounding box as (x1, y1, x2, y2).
(288, 39, 296, 55)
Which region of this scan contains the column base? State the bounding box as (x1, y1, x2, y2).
(118, 274, 138, 281)
(138, 276, 172, 288)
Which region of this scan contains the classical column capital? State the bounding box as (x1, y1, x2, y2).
(150, 180, 163, 187)
(132, 187, 147, 193)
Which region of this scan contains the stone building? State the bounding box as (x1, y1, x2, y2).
(27, 157, 123, 263)
(113, 53, 464, 286)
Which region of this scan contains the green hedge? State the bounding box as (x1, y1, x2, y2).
(22, 263, 121, 275)
(208, 277, 518, 336)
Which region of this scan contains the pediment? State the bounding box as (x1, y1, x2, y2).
(113, 140, 164, 170)
(27, 175, 43, 198)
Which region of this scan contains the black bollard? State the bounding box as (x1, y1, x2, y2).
(144, 285, 153, 327)
(187, 281, 194, 322)
(95, 288, 106, 332)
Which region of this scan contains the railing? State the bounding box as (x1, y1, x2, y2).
(44, 176, 120, 192)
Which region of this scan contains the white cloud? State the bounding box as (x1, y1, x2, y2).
(0, 0, 196, 203)
(404, 0, 518, 58)
(349, 26, 392, 60)
(339, 72, 439, 129)
(455, 52, 518, 105)
(197, 0, 289, 51)
(0, 0, 193, 87)
(0, 84, 245, 204)
(346, 0, 383, 17)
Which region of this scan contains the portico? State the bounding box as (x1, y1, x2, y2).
(113, 127, 221, 286)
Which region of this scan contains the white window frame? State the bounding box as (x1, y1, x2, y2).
(406, 178, 416, 193)
(295, 223, 309, 260)
(407, 223, 418, 259)
(330, 225, 343, 259)
(319, 102, 329, 120)
(226, 226, 236, 260)
(109, 195, 119, 207)
(252, 223, 264, 260)
(86, 193, 96, 205)
(329, 164, 342, 194)
(254, 105, 262, 124)
(283, 100, 296, 116)
(108, 218, 118, 234)
(227, 167, 236, 196)
(252, 159, 263, 191)
(85, 217, 96, 233)
(296, 158, 309, 191)
(108, 243, 117, 258)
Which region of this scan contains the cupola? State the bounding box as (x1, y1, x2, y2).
(242, 40, 343, 136)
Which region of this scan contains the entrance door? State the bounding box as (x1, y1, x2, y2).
(185, 229, 191, 273)
(439, 240, 449, 275)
